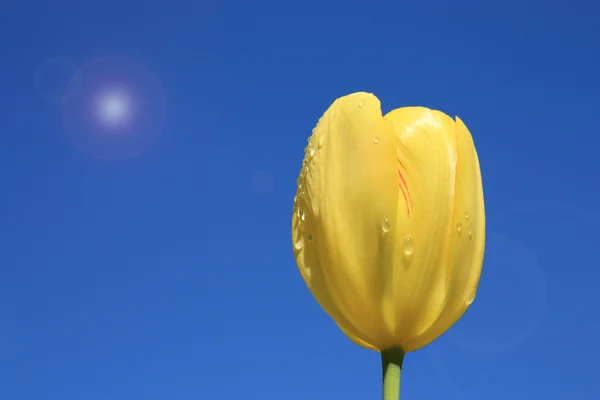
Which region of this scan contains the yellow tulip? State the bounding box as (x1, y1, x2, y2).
(291, 92, 485, 354)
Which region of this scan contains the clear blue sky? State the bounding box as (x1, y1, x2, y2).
(1, 1, 599, 399)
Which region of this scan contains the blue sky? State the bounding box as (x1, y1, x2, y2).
(1, 0, 599, 399)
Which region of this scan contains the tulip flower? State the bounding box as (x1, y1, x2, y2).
(291, 92, 485, 400)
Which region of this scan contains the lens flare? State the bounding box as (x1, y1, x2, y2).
(62, 56, 166, 159)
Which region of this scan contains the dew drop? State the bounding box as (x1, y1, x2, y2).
(402, 236, 414, 255)
(359, 99, 365, 108)
(301, 209, 306, 221)
(307, 233, 313, 242)
(296, 207, 302, 218)
(373, 136, 380, 144)
(381, 218, 391, 233)
(464, 211, 470, 220)
(402, 236, 415, 267)
(456, 222, 462, 237)
(467, 223, 473, 239)
(303, 267, 312, 279)
(294, 237, 304, 251)
(466, 292, 476, 305)
(318, 136, 325, 148)
(309, 147, 316, 158)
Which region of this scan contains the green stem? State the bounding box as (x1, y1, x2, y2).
(381, 348, 405, 400)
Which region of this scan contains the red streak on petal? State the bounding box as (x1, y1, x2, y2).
(398, 170, 411, 215)
(397, 158, 408, 172)
(397, 158, 413, 215)
(397, 168, 408, 191)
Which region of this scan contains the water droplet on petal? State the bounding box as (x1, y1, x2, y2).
(403, 236, 414, 255)
(309, 147, 316, 158)
(467, 223, 473, 239)
(466, 292, 476, 305)
(456, 222, 462, 236)
(373, 136, 380, 144)
(381, 218, 391, 233)
(402, 236, 415, 266)
(307, 233, 313, 241)
(359, 100, 365, 108)
(318, 136, 325, 148)
(464, 211, 470, 220)
(294, 238, 304, 251)
(296, 207, 302, 218)
(301, 209, 306, 221)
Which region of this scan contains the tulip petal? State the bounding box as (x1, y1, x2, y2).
(384, 107, 458, 349)
(292, 92, 399, 349)
(404, 117, 485, 351)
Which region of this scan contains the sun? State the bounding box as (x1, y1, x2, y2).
(61, 56, 166, 159)
(94, 87, 132, 127)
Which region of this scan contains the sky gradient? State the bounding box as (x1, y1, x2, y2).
(1, 0, 599, 399)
